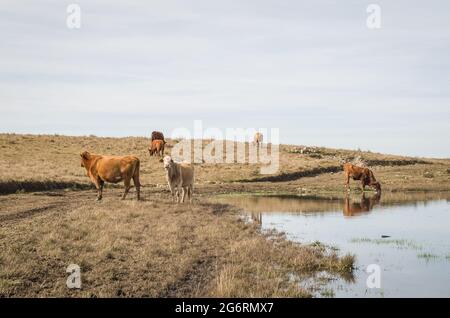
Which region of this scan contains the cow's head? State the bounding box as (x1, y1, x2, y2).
(80, 151, 91, 167)
(372, 181, 381, 193)
(163, 155, 174, 170)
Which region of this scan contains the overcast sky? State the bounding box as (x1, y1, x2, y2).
(1, 0, 449, 157)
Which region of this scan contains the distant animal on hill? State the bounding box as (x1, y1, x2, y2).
(254, 132, 263, 147)
(343, 193, 381, 216)
(80, 151, 141, 201)
(149, 139, 165, 157)
(343, 163, 381, 193)
(251, 212, 262, 225)
(151, 131, 165, 142)
(163, 156, 194, 203)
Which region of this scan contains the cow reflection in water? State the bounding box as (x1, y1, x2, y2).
(246, 193, 381, 224)
(343, 192, 381, 216)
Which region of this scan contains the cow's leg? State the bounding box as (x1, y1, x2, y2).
(132, 162, 141, 201)
(172, 183, 180, 203)
(168, 182, 176, 202)
(188, 185, 193, 203)
(361, 179, 366, 193)
(345, 174, 350, 192)
(181, 187, 187, 203)
(172, 186, 176, 203)
(96, 180, 104, 201)
(175, 185, 180, 203)
(133, 175, 141, 201)
(122, 178, 131, 200)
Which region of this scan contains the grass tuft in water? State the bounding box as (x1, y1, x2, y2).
(349, 238, 422, 250)
(339, 254, 356, 273)
(320, 288, 335, 298)
(417, 253, 439, 260)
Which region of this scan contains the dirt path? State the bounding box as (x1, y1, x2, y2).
(0, 191, 85, 224)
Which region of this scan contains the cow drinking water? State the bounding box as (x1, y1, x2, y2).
(343, 163, 381, 193)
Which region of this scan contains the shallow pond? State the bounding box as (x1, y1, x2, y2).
(213, 192, 450, 297)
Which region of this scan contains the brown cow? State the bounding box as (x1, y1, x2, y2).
(151, 131, 165, 142)
(149, 139, 165, 157)
(80, 151, 141, 201)
(343, 163, 381, 193)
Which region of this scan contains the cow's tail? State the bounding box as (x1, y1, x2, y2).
(191, 164, 195, 191)
(133, 158, 141, 188)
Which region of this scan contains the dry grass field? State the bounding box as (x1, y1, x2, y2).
(1, 133, 449, 194)
(0, 189, 354, 297)
(0, 133, 449, 297)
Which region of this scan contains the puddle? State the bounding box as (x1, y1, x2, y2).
(213, 192, 450, 297)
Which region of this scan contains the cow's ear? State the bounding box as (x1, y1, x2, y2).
(80, 151, 90, 160)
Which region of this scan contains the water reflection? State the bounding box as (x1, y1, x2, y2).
(214, 191, 450, 223)
(247, 193, 382, 225)
(343, 193, 381, 216)
(211, 191, 450, 297)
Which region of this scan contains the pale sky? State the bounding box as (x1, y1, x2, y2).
(1, 0, 449, 157)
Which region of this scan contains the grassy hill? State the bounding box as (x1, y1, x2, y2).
(1, 133, 449, 195)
